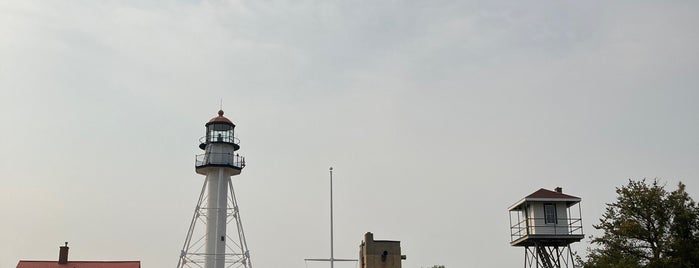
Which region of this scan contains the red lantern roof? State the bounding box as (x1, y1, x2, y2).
(206, 110, 234, 126)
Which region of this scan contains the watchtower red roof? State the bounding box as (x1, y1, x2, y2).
(525, 188, 579, 199)
(508, 188, 581, 211)
(16, 261, 140, 268)
(205, 110, 234, 126)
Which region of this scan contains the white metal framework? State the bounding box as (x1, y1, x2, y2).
(177, 178, 252, 268)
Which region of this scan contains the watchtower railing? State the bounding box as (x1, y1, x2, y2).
(195, 153, 246, 169)
(510, 217, 583, 242)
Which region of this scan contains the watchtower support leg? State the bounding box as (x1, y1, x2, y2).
(523, 244, 577, 268)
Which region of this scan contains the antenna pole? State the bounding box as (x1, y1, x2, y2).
(329, 167, 334, 268)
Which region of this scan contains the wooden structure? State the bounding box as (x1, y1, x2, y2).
(508, 188, 583, 268)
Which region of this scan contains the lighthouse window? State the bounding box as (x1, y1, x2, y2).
(544, 204, 557, 224)
(207, 124, 234, 143)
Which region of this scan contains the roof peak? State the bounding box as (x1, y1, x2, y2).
(206, 110, 234, 126)
(525, 188, 580, 199)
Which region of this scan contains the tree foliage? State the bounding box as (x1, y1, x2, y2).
(581, 179, 699, 268)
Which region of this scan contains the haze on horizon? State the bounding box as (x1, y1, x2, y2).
(1, 1, 698, 267)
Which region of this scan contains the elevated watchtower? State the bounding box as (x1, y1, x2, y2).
(508, 187, 583, 268)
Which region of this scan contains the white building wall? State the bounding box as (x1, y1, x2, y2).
(527, 203, 542, 235)
(556, 203, 569, 234)
(526, 202, 570, 235)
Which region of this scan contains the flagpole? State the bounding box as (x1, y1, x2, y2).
(303, 167, 357, 267)
(330, 166, 334, 268)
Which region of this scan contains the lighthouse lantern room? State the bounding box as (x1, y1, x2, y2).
(178, 110, 252, 268)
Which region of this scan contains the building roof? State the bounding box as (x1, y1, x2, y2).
(206, 110, 234, 126)
(508, 188, 581, 211)
(525, 188, 579, 199)
(16, 261, 140, 268)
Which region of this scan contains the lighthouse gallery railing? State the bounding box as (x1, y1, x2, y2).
(195, 153, 246, 169)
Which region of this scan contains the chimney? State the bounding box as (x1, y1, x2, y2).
(554, 187, 562, 193)
(58, 242, 69, 264)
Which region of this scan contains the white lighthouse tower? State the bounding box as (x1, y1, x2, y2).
(177, 110, 252, 268)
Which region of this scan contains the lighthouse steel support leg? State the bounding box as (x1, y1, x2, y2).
(178, 180, 209, 268)
(228, 179, 252, 268)
(177, 173, 252, 268)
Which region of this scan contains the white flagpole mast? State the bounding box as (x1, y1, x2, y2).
(304, 167, 357, 267)
(330, 167, 334, 268)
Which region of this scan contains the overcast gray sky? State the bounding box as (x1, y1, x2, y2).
(1, 1, 698, 267)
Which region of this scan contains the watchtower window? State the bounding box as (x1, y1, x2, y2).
(544, 203, 557, 224)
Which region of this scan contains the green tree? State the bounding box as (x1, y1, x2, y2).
(665, 182, 699, 267)
(581, 179, 699, 268)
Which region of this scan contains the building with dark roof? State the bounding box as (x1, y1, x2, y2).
(508, 187, 584, 268)
(16, 243, 140, 268)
